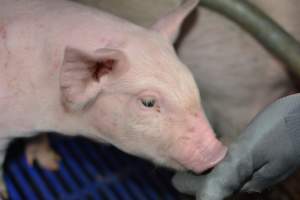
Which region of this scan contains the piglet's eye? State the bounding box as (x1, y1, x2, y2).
(141, 98, 156, 108)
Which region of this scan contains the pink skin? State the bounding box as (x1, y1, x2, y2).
(0, 0, 227, 173)
(170, 111, 227, 172)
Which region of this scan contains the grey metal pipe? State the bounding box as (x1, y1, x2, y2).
(200, 0, 300, 78)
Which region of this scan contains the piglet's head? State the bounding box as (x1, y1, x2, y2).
(60, 0, 227, 173)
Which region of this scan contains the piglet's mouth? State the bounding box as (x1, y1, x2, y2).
(172, 140, 228, 174)
(190, 143, 227, 173)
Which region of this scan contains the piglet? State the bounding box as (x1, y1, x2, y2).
(0, 0, 227, 195)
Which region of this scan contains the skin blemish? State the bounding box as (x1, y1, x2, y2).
(100, 37, 127, 49)
(156, 107, 161, 113)
(188, 126, 195, 133)
(52, 50, 62, 70)
(0, 25, 7, 40)
(53, 62, 60, 70)
(0, 24, 10, 69)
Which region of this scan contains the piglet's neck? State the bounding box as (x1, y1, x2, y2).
(33, 108, 107, 142)
(3, 100, 104, 142)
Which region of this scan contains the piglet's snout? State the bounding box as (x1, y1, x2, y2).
(171, 111, 227, 173)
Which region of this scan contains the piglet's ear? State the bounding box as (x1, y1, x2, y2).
(151, 0, 199, 43)
(60, 47, 128, 111)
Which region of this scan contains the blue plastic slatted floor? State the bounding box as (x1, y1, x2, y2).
(3, 135, 180, 200)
